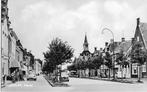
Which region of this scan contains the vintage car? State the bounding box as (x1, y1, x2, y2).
(27, 71, 37, 81)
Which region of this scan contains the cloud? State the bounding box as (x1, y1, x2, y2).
(19, 1, 103, 58)
(9, 0, 147, 59)
(104, 1, 123, 17)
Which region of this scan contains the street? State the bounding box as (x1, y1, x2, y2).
(68, 78, 147, 92)
(2, 75, 147, 92)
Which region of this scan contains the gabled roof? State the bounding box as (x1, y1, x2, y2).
(115, 40, 132, 54)
(139, 22, 147, 49)
(11, 30, 18, 40)
(108, 42, 121, 53)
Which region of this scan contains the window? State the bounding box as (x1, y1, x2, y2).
(134, 69, 137, 74)
(132, 65, 138, 75)
(142, 64, 146, 72)
(137, 36, 139, 41)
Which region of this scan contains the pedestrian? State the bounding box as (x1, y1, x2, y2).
(11, 71, 15, 83)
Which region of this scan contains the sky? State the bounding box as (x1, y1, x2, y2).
(8, 0, 147, 59)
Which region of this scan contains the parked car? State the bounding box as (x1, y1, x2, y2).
(27, 73, 37, 81)
(69, 71, 78, 77)
(60, 70, 69, 82)
(60, 76, 69, 82)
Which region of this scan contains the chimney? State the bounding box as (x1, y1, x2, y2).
(105, 42, 108, 46)
(110, 39, 114, 43)
(94, 47, 97, 51)
(121, 37, 125, 42)
(137, 18, 140, 26)
(100, 48, 103, 52)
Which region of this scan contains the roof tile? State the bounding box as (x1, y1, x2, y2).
(140, 22, 147, 48)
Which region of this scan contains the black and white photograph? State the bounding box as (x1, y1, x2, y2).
(1, 0, 147, 92)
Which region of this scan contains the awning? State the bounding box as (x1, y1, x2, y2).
(10, 58, 20, 68)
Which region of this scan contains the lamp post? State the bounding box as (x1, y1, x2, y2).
(101, 28, 115, 80)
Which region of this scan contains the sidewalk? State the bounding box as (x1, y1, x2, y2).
(1, 80, 13, 88)
(72, 76, 147, 84)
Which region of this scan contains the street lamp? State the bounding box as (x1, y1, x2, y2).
(101, 28, 115, 80)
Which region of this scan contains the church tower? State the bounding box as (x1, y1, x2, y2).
(83, 34, 89, 51)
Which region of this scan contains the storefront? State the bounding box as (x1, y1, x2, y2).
(21, 65, 28, 78)
(9, 58, 20, 81)
(1, 56, 9, 85)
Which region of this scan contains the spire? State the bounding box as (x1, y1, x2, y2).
(83, 33, 89, 51)
(84, 33, 88, 44)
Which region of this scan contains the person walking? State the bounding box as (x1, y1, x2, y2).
(11, 71, 16, 83)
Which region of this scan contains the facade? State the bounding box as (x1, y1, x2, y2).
(23, 51, 35, 75)
(102, 40, 121, 78)
(77, 34, 91, 77)
(79, 34, 91, 61)
(114, 38, 132, 78)
(131, 18, 147, 78)
(1, 0, 9, 85)
(1, 0, 35, 84)
(34, 59, 42, 75)
(9, 30, 21, 82)
(16, 40, 24, 80)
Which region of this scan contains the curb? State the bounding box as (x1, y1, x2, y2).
(43, 75, 70, 87)
(43, 76, 55, 87)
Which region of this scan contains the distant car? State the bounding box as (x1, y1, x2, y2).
(69, 71, 78, 77)
(27, 73, 37, 81)
(61, 70, 69, 82)
(60, 77, 69, 82)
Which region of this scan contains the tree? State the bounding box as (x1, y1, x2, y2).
(68, 58, 77, 71)
(131, 42, 147, 82)
(104, 51, 113, 78)
(42, 60, 55, 74)
(43, 38, 74, 81)
(67, 64, 76, 71)
(92, 56, 103, 76)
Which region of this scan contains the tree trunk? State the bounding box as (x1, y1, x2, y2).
(100, 67, 101, 78)
(95, 69, 97, 77)
(89, 69, 90, 77)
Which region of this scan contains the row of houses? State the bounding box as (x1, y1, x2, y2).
(1, 0, 42, 86)
(113, 18, 147, 78)
(75, 18, 147, 78)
